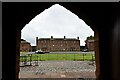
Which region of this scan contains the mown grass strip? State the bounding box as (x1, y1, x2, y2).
(20, 53, 95, 61)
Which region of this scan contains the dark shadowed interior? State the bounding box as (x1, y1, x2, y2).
(2, 2, 120, 80)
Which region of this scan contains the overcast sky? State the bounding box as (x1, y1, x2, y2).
(21, 4, 94, 46)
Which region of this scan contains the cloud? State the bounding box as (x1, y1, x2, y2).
(21, 4, 94, 46)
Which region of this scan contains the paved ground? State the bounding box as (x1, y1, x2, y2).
(19, 61, 96, 78)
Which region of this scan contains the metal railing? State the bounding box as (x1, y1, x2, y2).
(20, 54, 39, 67)
(20, 53, 95, 67)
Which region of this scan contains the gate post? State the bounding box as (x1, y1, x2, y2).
(16, 30, 21, 79)
(94, 31, 100, 80)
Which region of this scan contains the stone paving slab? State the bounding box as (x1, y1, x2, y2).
(19, 72, 95, 78)
(19, 61, 96, 78)
(20, 78, 96, 80)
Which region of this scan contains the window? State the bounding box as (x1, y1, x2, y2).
(53, 41, 54, 43)
(41, 41, 43, 43)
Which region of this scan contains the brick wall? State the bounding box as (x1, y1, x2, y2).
(86, 40, 94, 51)
(20, 41, 31, 52)
(36, 37, 80, 52)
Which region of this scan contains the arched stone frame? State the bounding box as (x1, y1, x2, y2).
(15, 3, 100, 79)
(4, 2, 120, 80)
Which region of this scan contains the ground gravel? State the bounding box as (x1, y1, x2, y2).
(19, 61, 96, 78)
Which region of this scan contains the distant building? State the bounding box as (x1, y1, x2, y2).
(80, 46, 86, 51)
(85, 36, 94, 51)
(20, 39, 31, 52)
(31, 46, 36, 52)
(36, 36, 80, 52)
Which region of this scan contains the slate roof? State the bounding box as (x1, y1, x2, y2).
(38, 38, 79, 41)
(21, 39, 31, 44)
(87, 40, 94, 42)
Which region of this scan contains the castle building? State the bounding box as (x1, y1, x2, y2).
(36, 36, 80, 52)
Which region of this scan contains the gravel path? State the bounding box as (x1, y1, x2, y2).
(19, 61, 96, 78)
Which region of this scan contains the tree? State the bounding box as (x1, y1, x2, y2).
(87, 35, 94, 40)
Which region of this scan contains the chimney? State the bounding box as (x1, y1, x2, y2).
(77, 36, 79, 40)
(64, 36, 66, 39)
(36, 37, 38, 45)
(51, 36, 53, 39)
(36, 37, 38, 50)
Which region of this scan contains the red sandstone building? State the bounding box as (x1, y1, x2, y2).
(36, 36, 80, 52)
(85, 36, 94, 51)
(20, 39, 31, 52)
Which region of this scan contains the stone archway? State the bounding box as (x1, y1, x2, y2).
(3, 2, 120, 80)
(17, 3, 100, 79)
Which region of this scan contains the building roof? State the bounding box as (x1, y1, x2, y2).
(87, 40, 94, 42)
(21, 39, 25, 41)
(21, 41, 30, 44)
(21, 39, 31, 44)
(38, 38, 79, 41)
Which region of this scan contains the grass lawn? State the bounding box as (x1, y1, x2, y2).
(20, 52, 24, 54)
(20, 52, 95, 61)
